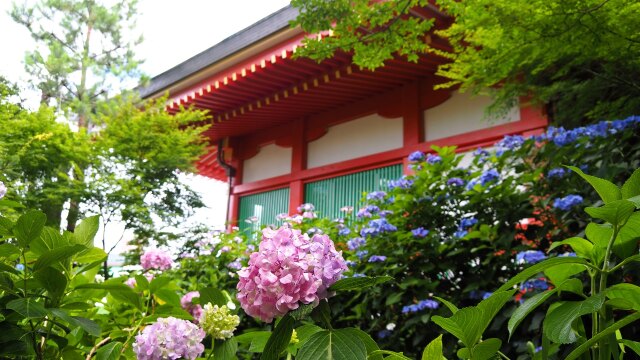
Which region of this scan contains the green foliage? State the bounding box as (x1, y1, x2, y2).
(291, 0, 640, 125)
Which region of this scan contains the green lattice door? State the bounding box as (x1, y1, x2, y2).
(238, 187, 289, 235)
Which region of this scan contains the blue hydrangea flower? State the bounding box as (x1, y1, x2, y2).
(366, 191, 387, 201)
(473, 147, 490, 162)
(379, 210, 394, 218)
(411, 227, 429, 238)
(377, 330, 391, 339)
(368, 255, 387, 263)
(496, 135, 525, 155)
(388, 177, 414, 190)
(459, 217, 478, 229)
(447, 177, 465, 187)
(516, 250, 547, 264)
(360, 219, 398, 238)
(553, 194, 583, 211)
(16, 263, 25, 271)
(345, 260, 357, 267)
(408, 151, 425, 162)
(521, 279, 549, 292)
(547, 168, 567, 179)
(352, 273, 366, 278)
(480, 169, 500, 185)
(426, 154, 442, 164)
(356, 250, 369, 259)
(454, 230, 468, 238)
(338, 227, 351, 236)
(402, 299, 439, 314)
(347, 237, 366, 251)
(357, 205, 380, 218)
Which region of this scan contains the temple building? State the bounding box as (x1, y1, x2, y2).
(140, 5, 547, 232)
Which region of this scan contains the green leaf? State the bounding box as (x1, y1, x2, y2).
(213, 338, 238, 360)
(544, 263, 586, 285)
(134, 275, 149, 291)
(614, 212, 640, 258)
(75, 247, 107, 264)
(6, 298, 48, 318)
(149, 276, 171, 294)
(433, 296, 459, 314)
(543, 294, 605, 344)
(585, 222, 612, 248)
(497, 257, 591, 293)
(567, 166, 620, 204)
(155, 289, 181, 307)
(606, 283, 640, 311)
(33, 244, 86, 271)
(73, 215, 99, 247)
(339, 328, 381, 360)
(261, 315, 294, 360)
(621, 168, 640, 199)
(13, 210, 47, 248)
(471, 338, 501, 360)
(30, 227, 68, 256)
(585, 200, 635, 226)
(199, 287, 227, 306)
(0, 200, 25, 209)
(296, 329, 367, 360)
(548, 237, 593, 258)
(49, 309, 101, 337)
(628, 195, 640, 208)
(476, 290, 517, 336)
(95, 341, 123, 360)
(368, 350, 411, 359)
(290, 302, 316, 320)
(620, 340, 640, 357)
(110, 287, 142, 310)
(34, 267, 67, 303)
(0, 243, 20, 259)
(508, 288, 560, 338)
(235, 331, 271, 353)
(422, 334, 445, 360)
(328, 276, 393, 291)
(0, 262, 20, 275)
(565, 312, 640, 360)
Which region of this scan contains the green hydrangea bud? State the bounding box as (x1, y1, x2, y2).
(290, 329, 299, 345)
(199, 303, 240, 339)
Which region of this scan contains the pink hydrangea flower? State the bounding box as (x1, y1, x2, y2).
(141, 249, 173, 271)
(181, 291, 203, 322)
(133, 317, 205, 360)
(236, 226, 347, 323)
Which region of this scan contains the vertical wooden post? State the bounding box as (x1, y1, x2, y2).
(402, 81, 422, 175)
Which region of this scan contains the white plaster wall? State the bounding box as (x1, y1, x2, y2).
(242, 143, 292, 183)
(307, 113, 403, 168)
(424, 92, 520, 141)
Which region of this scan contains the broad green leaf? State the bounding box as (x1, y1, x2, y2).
(328, 276, 393, 291)
(621, 168, 640, 199)
(620, 340, 640, 357)
(290, 302, 316, 320)
(434, 296, 459, 314)
(628, 195, 640, 208)
(235, 331, 271, 353)
(422, 334, 445, 360)
(149, 277, 171, 294)
(6, 298, 48, 318)
(261, 315, 294, 360)
(34, 267, 67, 303)
(95, 341, 123, 360)
(497, 257, 590, 293)
(296, 329, 367, 360)
(339, 328, 381, 360)
(75, 247, 107, 264)
(585, 222, 612, 248)
(0, 216, 14, 236)
(508, 288, 560, 338)
(567, 166, 620, 204)
(33, 244, 86, 271)
(548, 237, 593, 258)
(30, 227, 68, 256)
(471, 338, 501, 360)
(0, 243, 20, 259)
(134, 275, 149, 291)
(544, 263, 586, 285)
(543, 294, 605, 344)
(0, 262, 20, 275)
(368, 350, 411, 359)
(565, 312, 640, 360)
(476, 290, 517, 337)
(199, 287, 227, 306)
(614, 212, 640, 258)
(73, 215, 99, 247)
(14, 210, 47, 248)
(433, 307, 482, 348)
(0, 200, 24, 209)
(110, 287, 142, 310)
(155, 289, 181, 307)
(585, 200, 635, 226)
(213, 338, 238, 360)
(49, 309, 101, 337)
(606, 283, 640, 311)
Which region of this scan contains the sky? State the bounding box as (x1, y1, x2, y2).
(0, 0, 291, 259)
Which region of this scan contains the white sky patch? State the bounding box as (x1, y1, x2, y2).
(0, 0, 290, 260)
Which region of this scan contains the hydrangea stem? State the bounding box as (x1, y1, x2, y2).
(597, 225, 620, 360)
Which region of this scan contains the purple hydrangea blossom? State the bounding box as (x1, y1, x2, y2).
(133, 317, 205, 360)
(447, 177, 465, 187)
(140, 249, 173, 271)
(408, 151, 425, 162)
(473, 147, 490, 162)
(356, 250, 369, 259)
(338, 227, 351, 236)
(459, 217, 478, 229)
(496, 135, 525, 155)
(426, 153, 442, 164)
(411, 227, 429, 238)
(402, 299, 439, 314)
(553, 194, 583, 211)
(180, 291, 203, 322)
(480, 169, 500, 186)
(360, 218, 398, 238)
(297, 203, 315, 213)
(368, 255, 387, 263)
(379, 210, 394, 217)
(366, 191, 387, 201)
(236, 226, 347, 323)
(520, 279, 549, 292)
(227, 260, 243, 270)
(388, 177, 414, 190)
(516, 250, 547, 264)
(347, 237, 366, 251)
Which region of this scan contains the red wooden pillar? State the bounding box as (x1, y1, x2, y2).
(289, 118, 307, 213)
(227, 140, 242, 230)
(402, 81, 423, 175)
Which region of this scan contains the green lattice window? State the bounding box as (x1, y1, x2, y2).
(238, 187, 289, 235)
